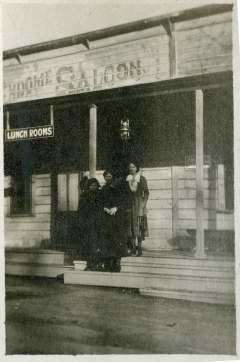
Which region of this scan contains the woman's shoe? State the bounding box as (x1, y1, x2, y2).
(137, 248, 142, 256)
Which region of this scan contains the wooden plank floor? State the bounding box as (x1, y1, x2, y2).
(5, 275, 235, 355)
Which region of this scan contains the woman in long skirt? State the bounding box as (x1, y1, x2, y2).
(126, 161, 149, 256)
(77, 178, 103, 271)
(100, 170, 129, 272)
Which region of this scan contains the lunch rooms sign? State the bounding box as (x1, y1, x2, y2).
(3, 33, 170, 104)
(5, 125, 54, 141)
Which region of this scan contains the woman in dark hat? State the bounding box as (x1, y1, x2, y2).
(77, 178, 103, 271)
(126, 161, 149, 256)
(100, 169, 129, 272)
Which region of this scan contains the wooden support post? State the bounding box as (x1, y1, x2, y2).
(172, 166, 179, 238)
(216, 164, 226, 211)
(89, 104, 97, 178)
(163, 19, 177, 78)
(6, 111, 10, 130)
(195, 89, 206, 259)
(50, 105, 54, 126)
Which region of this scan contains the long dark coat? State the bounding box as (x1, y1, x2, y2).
(77, 189, 103, 257)
(126, 175, 149, 240)
(100, 180, 130, 258)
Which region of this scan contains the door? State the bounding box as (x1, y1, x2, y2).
(52, 171, 83, 251)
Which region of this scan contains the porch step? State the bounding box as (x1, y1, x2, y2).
(64, 267, 233, 293)
(5, 249, 69, 278)
(5, 249, 65, 265)
(69, 255, 234, 304)
(139, 288, 234, 305)
(74, 255, 234, 271)
(6, 262, 73, 278)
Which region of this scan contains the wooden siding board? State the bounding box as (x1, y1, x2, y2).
(69, 173, 79, 210)
(177, 179, 215, 189)
(5, 214, 50, 223)
(6, 223, 50, 231)
(148, 199, 172, 209)
(5, 230, 50, 241)
(178, 199, 216, 209)
(178, 209, 216, 220)
(35, 198, 51, 206)
(176, 19, 232, 77)
(36, 187, 51, 196)
(148, 209, 172, 219)
(34, 204, 51, 214)
(148, 218, 173, 229)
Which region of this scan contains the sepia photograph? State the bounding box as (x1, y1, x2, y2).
(1, 0, 239, 357)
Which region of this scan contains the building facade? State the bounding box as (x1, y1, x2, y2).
(3, 4, 235, 302)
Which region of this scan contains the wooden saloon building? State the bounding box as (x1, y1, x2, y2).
(3, 4, 235, 303)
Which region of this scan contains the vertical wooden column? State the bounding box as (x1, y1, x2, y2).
(195, 89, 206, 259)
(6, 111, 10, 130)
(171, 166, 179, 238)
(89, 104, 97, 178)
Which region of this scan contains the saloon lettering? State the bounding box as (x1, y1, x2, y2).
(55, 60, 143, 94)
(4, 71, 52, 102)
(4, 59, 145, 102)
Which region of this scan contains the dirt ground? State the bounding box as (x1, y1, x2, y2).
(5, 275, 236, 355)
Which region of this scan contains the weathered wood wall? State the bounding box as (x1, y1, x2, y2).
(4, 174, 51, 248)
(4, 165, 232, 250)
(3, 11, 232, 105)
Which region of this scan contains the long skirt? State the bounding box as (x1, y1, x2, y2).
(127, 196, 148, 241)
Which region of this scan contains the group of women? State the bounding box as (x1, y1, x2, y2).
(77, 162, 149, 272)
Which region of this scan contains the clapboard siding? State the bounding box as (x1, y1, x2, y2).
(178, 199, 216, 210)
(141, 168, 172, 180)
(4, 164, 231, 250)
(6, 214, 50, 223)
(148, 189, 172, 200)
(178, 219, 216, 230)
(177, 179, 215, 189)
(178, 189, 215, 200)
(147, 179, 172, 189)
(141, 168, 172, 249)
(4, 174, 51, 248)
(148, 209, 172, 219)
(178, 209, 216, 221)
(6, 222, 51, 231)
(176, 13, 232, 76)
(35, 196, 51, 205)
(34, 204, 51, 214)
(36, 187, 51, 196)
(32, 178, 51, 187)
(148, 199, 172, 209)
(141, 165, 227, 249)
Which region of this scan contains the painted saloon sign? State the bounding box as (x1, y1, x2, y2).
(3, 33, 170, 104)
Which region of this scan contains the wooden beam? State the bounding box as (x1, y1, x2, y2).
(195, 89, 206, 259)
(89, 104, 97, 178)
(163, 20, 177, 77)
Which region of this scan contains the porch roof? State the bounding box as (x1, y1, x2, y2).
(3, 3, 233, 60)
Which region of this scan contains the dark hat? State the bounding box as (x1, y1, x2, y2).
(87, 178, 100, 188)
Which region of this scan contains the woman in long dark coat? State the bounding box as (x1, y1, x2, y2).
(126, 161, 149, 256)
(100, 170, 129, 272)
(77, 178, 103, 271)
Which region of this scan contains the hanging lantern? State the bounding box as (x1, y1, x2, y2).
(120, 118, 130, 141)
